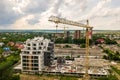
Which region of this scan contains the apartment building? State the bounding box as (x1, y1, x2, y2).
(74, 30, 81, 39)
(20, 37, 54, 73)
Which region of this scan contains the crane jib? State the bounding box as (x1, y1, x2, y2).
(49, 16, 92, 28)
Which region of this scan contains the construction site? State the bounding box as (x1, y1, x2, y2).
(46, 58, 110, 79)
(1, 0, 120, 80)
(14, 16, 111, 80)
(48, 16, 110, 80)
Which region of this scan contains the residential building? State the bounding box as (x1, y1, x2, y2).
(15, 42, 24, 49)
(96, 39, 105, 44)
(20, 37, 54, 73)
(65, 31, 70, 38)
(0, 42, 4, 47)
(74, 30, 81, 39)
(8, 41, 14, 46)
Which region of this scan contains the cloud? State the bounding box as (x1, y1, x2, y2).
(79, 0, 112, 20)
(25, 0, 65, 29)
(24, 0, 51, 14)
(0, 0, 23, 26)
(0, 0, 51, 26)
(12, 0, 30, 14)
(33, 0, 90, 29)
(27, 17, 39, 25)
(0, 0, 120, 30)
(10, 15, 39, 29)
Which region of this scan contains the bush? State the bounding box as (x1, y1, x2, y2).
(0, 54, 20, 80)
(98, 74, 118, 80)
(111, 66, 120, 75)
(11, 74, 20, 80)
(65, 56, 70, 59)
(103, 55, 108, 59)
(80, 44, 85, 48)
(60, 76, 78, 80)
(63, 45, 71, 48)
(103, 49, 120, 61)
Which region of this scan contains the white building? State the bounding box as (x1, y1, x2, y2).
(20, 37, 54, 73)
(0, 42, 4, 47)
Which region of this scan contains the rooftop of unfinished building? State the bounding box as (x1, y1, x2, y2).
(50, 59, 109, 75)
(74, 58, 110, 67)
(26, 37, 50, 43)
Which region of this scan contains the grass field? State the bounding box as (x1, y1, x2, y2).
(20, 74, 81, 80)
(114, 63, 120, 70)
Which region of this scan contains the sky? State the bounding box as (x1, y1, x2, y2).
(0, 0, 120, 30)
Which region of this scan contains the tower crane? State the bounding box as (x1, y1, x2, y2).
(49, 16, 93, 80)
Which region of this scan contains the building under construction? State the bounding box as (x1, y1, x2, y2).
(14, 16, 110, 80)
(48, 58, 110, 79)
(20, 37, 54, 74)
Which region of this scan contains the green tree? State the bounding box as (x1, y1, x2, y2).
(63, 45, 71, 48)
(103, 55, 108, 59)
(66, 56, 70, 60)
(55, 38, 64, 43)
(80, 44, 86, 48)
(11, 75, 20, 80)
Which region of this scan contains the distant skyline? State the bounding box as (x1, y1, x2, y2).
(0, 0, 120, 30)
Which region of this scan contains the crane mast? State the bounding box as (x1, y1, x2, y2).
(49, 16, 93, 80)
